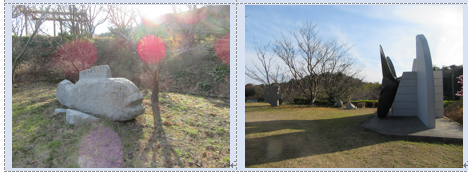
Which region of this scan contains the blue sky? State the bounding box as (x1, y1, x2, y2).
(245, 5, 463, 85)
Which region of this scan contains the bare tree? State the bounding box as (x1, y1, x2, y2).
(272, 21, 363, 105)
(106, 5, 138, 40)
(105, 5, 164, 130)
(246, 38, 287, 86)
(82, 5, 108, 38)
(12, 5, 51, 81)
(52, 5, 88, 39)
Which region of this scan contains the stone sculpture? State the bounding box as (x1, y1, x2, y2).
(54, 108, 67, 115)
(263, 86, 282, 106)
(377, 35, 443, 128)
(56, 65, 145, 121)
(345, 102, 357, 109)
(335, 100, 343, 108)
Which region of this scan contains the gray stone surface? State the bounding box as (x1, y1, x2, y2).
(414, 34, 436, 128)
(66, 109, 99, 125)
(79, 65, 111, 80)
(263, 86, 282, 106)
(56, 80, 74, 107)
(362, 114, 462, 144)
(247, 99, 258, 103)
(388, 35, 438, 128)
(56, 65, 145, 121)
(335, 100, 343, 108)
(345, 102, 357, 109)
(54, 108, 67, 115)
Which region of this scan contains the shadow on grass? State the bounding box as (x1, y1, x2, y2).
(144, 110, 185, 168)
(245, 113, 393, 167)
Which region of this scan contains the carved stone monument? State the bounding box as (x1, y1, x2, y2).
(263, 86, 282, 106)
(378, 35, 443, 128)
(335, 100, 343, 108)
(345, 102, 357, 109)
(56, 65, 145, 122)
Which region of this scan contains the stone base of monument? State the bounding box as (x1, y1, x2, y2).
(66, 109, 99, 125)
(361, 113, 462, 145)
(54, 108, 67, 115)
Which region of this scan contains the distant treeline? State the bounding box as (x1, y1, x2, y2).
(246, 65, 463, 105)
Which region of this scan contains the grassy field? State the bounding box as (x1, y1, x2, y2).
(12, 81, 230, 168)
(245, 103, 462, 168)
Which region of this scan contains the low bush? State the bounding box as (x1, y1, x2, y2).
(294, 97, 309, 105)
(348, 100, 378, 108)
(444, 100, 457, 108)
(293, 98, 379, 107)
(314, 100, 329, 106)
(356, 102, 366, 108)
(444, 99, 463, 124)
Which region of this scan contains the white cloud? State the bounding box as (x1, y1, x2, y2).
(337, 5, 462, 82)
(350, 5, 463, 68)
(393, 5, 463, 68)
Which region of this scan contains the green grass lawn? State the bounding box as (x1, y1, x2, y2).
(245, 103, 462, 168)
(12, 81, 230, 168)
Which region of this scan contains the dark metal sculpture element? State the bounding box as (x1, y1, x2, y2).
(263, 86, 282, 106)
(377, 46, 400, 118)
(386, 56, 397, 78)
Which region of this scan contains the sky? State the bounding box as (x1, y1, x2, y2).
(39, 5, 191, 36)
(245, 5, 463, 85)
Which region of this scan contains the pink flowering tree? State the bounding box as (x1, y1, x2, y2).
(136, 35, 167, 130)
(456, 75, 463, 97)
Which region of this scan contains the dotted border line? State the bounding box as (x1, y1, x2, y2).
(4, 2, 468, 4)
(2, 2, 5, 170)
(235, 1, 238, 171)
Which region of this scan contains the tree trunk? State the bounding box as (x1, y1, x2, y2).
(309, 95, 315, 106)
(151, 70, 162, 133)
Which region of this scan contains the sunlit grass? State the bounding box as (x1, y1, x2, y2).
(245, 103, 462, 168)
(12, 81, 230, 168)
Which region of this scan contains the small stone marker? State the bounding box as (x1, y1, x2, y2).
(263, 86, 282, 106)
(246, 99, 258, 103)
(345, 102, 357, 109)
(54, 108, 67, 115)
(66, 109, 99, 125)
(335, 100, 343, 108)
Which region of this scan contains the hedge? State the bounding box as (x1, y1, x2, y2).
(294, 97, 309, 105)
(293, 98, 379, 107)
(443, 100, 457, 108)
(347, 100, 378, 108)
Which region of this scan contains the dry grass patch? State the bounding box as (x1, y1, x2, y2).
(444, 99, 463, 125)
(12, 81, 230, 168)
(245, 103, 462, 168)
